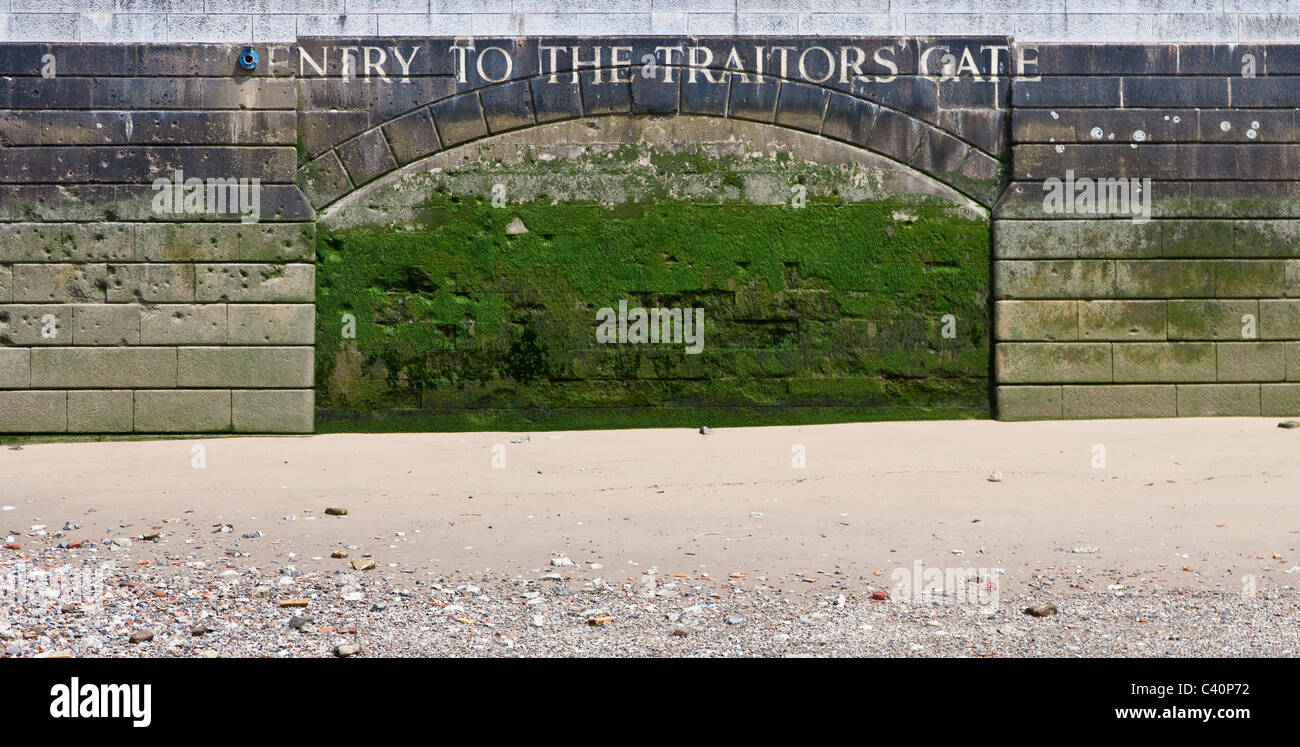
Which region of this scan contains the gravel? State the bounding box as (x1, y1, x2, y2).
(4, 541, 1297, 658)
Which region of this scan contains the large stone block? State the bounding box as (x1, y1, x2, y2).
(1077, 220, 1159, 259)
(1078, 300, 1166, 341)
(0, 304, 67, 345)
(30, 347, 178, 388)
(430, 93, 488, 147)
(133, 389, 232, 433)
(337, 129, 397, 187)
(1112, 342, 1215, 383)
(232, 389, 313, 433)
(1061, 384, 1176, 419)
(1262, 383, 1300, 416)
(106, 263, 196, 303)
(1260, 299, 1300, 340)
(67, 390, 134, 433)
(1160, 220, 1234, 258)
(1235, 220, 1300, 258)
(1176, 384, 1261, 417)
(1114, 260, 1215, 299)
(994, 300, 1077, 341)
(382, 108, 441, 165)
(12, 264, 107, 303)
(140, 304, 228, 345)
(1215, 260, 1285, 298)
(995, 342, 1112, 384)
(1216, 342, 1285, 382)
(774, 81, 828, 134)
(995, 260, 1114, 299)
(195, 264, 314, 302)
(1166, 300, 1257, 341)
(0, 348, 30, 389)
(995, 385, 1062, 420)
(227, 304, 314, 345)
(297, 151, 353, 210)
(177, 346, 313, 387)
(0, 391, 66, 432)
(481, 80, 537, 133)
(72, 303, 141, 345)
(996, 220, 1076, 259)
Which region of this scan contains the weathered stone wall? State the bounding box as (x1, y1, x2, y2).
(0, 44, 316, 433)
(996, 43, 1300, 419)
(3, 34, 1300, 432)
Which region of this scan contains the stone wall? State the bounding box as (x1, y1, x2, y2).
(2, 2, 1298, 44)
(3, 34, 1300, 432)
(995, 43, 1300, 419)
(0, 43, 316, 433)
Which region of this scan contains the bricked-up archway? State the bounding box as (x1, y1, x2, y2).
(294, 37, 1014, 211)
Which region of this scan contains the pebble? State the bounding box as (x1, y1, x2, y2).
(1024, 603, 1059, 617)
(325, 507, 349, 516)
(129, 630, 154, 644)
(351, 558, 377, 571)
(333, 643, 361, 658)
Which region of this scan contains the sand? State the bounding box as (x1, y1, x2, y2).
(5, 417, 1298, 595)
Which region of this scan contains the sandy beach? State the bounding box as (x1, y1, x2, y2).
(3, 419, 1299, 657)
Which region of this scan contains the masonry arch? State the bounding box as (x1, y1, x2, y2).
(296, 65, 1008, 214)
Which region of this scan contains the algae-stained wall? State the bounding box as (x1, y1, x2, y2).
(6, 32, 1300, 434)
(314, 118, 991, 430)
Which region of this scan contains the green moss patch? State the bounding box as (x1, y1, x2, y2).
(316, 188, 991, 431)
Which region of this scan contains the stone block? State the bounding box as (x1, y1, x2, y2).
(177, 346, 313, 387)
(1061, 384, 1176, 419)
(1176, 384, 1261, 416)
(995, 220, 1078, 260)
(1166, 300, 1257, 341)
(67, 390, 134, 433)
(0, 348, 30, 389)
(106, 263, 195, 303)
(140, 304, 228, 345)
(227, 304, 314, 345)
(995, 342, 1112, 384)
(72, 303, 141, 345)
(1216, 341, 1285, 382)
(232, 388, 313, 433)
(0, 304, 67, 345)
(994, 300, 1078, 341)
(995, 385, 1062, 420)
(0, 391, 66, 432)
(337, 128, 396, 187)
(1079, 300, 1166, 341)
(1113, 342, 1215, 382)
(195, 264, 314, 303)
(133, 389, 232, 433)
(30, 347, 177, 388)
(1114, 260, 1215, 299)
(12, 264, 107, 303)
(430, 93, 488, 147)
(995, 260, 1115, 299)
(481, 80, 536, 133)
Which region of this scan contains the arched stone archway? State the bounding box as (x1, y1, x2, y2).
(296, 37, 1011, 213)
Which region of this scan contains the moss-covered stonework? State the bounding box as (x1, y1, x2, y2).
(315, 145, 990, 431)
